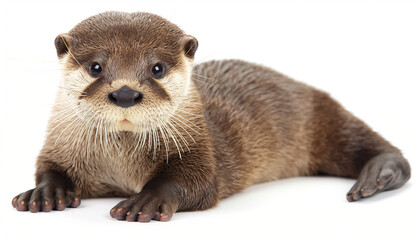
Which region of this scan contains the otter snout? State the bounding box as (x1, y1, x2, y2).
(108, 86, 143, 108)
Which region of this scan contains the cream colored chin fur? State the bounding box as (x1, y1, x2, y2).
(118, 121, 135, 131)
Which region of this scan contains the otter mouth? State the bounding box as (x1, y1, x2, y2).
(119, 118, 134, 131)
(122, 119, 131, 123)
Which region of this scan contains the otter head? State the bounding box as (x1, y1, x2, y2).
(54, 12, 198, 134)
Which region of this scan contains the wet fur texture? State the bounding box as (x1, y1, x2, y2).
(12, 11, 410, 222)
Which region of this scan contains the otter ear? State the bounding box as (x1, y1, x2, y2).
(181, 35, 198, 59)
(54, 33, 73, 58)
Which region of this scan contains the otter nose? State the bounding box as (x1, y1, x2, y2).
(108, 86, 143, 108)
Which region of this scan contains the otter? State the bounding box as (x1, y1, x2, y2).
(12, 11, 410, 222)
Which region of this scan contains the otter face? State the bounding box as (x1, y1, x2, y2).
(54, 12, 198, 134)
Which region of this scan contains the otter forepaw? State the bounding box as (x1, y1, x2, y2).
(110, 190, 178, 223)
(12, 185, 80, 212)
(346, 153, 410, 202)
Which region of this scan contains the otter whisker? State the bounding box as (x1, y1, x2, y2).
(101, 119, 108, 153)
(130, 132, 140, 158)
(154, 123, 161, 160)
(85, 113, 99, 159)
(139, 129, 148, 153)
(98, 118, 107, 157)
(54, 115, 79, 145)
(49, 109, 76, 125)
(176, 108, 202, 117)
(57, 86, 87, 95)
(70, 114, 85, 150)
(109, 124, 121, 153)
(157, 124, 170, 162)
(170, 120, 193, 150)
(191, 74, 216, 85)
(147, 128, 153, 153)
(94, 118, 102, 155)
(104, 121, 118, 155)
(75, 111, 95, 152)
(171, 114, 202, 137)
(46, 112, 78, 138)
(162, 121, 183, 160)
(170, 117, 196, 144)
(166, 120, 189, 154)
(102, 119, 111, 157)
(175, 113, 202, 131)
(48, 114, 73, 129)
(151, 125, 158, 160)
(67, 118, 84, 149)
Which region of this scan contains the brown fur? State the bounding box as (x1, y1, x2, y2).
(193, 60, 405, 197)
(12, 11, 410, 221)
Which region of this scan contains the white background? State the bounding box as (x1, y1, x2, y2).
(0, 0, 419, 239)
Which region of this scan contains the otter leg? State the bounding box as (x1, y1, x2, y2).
(311, 93, 411, 201)
(110, 174, 218, 222)
(12, 165, 80, 212)
(346, 152, 410, 202)
(110, 177, 181, 222)
(110, 153, 219, 222)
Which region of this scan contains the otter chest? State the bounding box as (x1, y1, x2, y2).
(68, 150, 155, 198)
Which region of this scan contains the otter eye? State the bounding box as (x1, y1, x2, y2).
(89, 62, 102, 77)
(151, 62, 165, 79)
